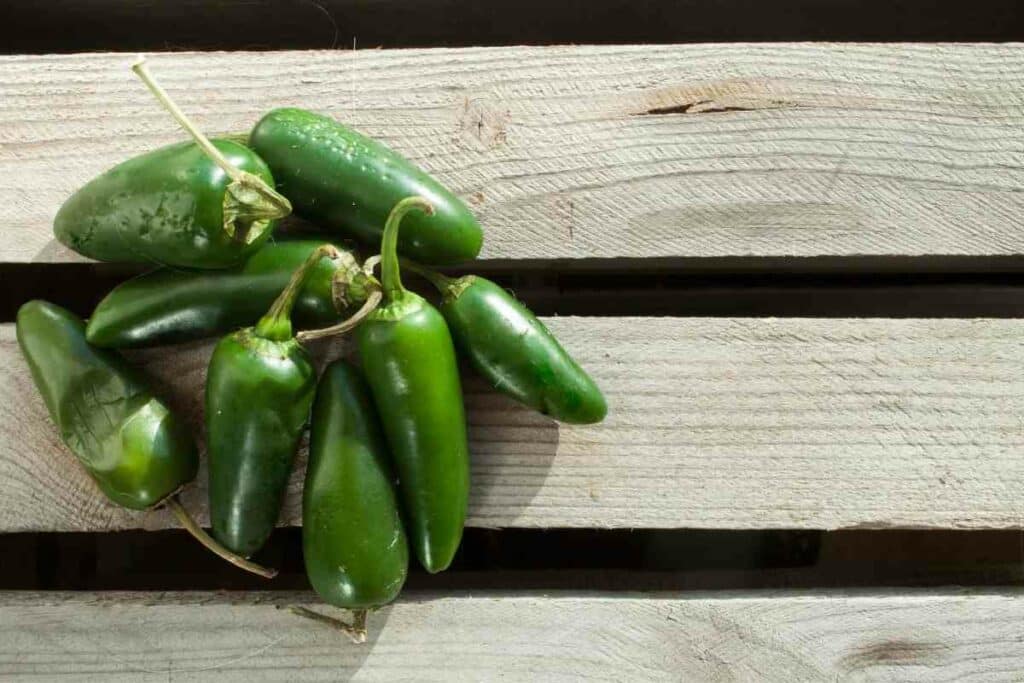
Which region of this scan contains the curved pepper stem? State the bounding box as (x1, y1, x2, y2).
(288, 606, 368, 644)
(131, 57, 292, 243)
(256, 244, 340, 341)
(296, 289, 383, 343)
(380, 197, 436, 303)
(167, 496, 278, 579)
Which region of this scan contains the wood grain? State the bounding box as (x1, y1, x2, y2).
(1, 590, 1022, 680)
(2, 45, 1024, 264)
(4, 316, 1024, 532)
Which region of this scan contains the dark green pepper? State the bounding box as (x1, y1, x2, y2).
(205, 243, 377, 557)
(54, 139, 288, 269)
(205, 260, 318, 556)
(17, 300, 197, 509)
(86, 240, 361, 348)
(304, 360, 408, 613)
(206, 321, 314, 557)
(404, 265, 607, 424)
(55, 60, 291, 269)
(17, 300, 275, 577)
(357, 198, 470, 573)
(249, 108, 483, 265)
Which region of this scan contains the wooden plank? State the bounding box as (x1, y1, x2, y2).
(3, 316, 1024, 532)
(2, 45, 1024, 264)
(1, 590, 1022, 680)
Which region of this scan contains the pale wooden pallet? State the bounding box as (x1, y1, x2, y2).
(2, 590, 1023, 680)
(3, 43, 1024, 681)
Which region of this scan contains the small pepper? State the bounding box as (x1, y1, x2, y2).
(55, 58, 291, 269)
(86, 240, 361, 348)
(249, 108, 482, 265)
(205, 244, 379, 557)
(357, 197, 470, 573)
(17, 300, 274, 578)
(302, 360, 408, 638)
(402, 264, 607, 424)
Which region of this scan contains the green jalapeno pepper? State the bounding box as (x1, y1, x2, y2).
(249, 108, 483, 265)
(17, 300, 275, 578)
(205, 255, 321, 557)
(86, 240, 361, 348)
(403, 264, 607, 424)
(357, 197, 470, 573)
(55, 59, 291, 269)
(205, 243, 379, 557)
(18, 300, 198, 509)
(304, 360, 408, 614)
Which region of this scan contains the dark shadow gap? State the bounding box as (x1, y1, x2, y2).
(7, 260, 1024, 322)
(5, 0, 1022, 54)
(3, 528, 1024, 592)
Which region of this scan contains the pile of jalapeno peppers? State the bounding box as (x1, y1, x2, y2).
(18, 59, 606, 640)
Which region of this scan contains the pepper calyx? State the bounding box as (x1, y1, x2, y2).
(331, 252, 380, 310)
(441, 275, 476, 302)
(223, 172, 293, 245)
(367, 289, 428, 323)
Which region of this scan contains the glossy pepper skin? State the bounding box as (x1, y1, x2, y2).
(249, 108, 483, 265)
(54, 140, 286, 269)
(414, 271, 607, 424)
(304, 361, 408, 609)
(16, 300, 197, 509)
(205, 248, 337, 557)
(357, 198, 470, 573)
(87, 240, 356, 348)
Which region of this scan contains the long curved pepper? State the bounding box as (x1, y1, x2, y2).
(356, 197, 471, 573)
(250, 108, 482, 264)
(87, 240, 360, 348)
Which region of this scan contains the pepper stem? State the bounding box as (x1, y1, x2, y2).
(256, 244, 340, 341)
(362, 254, 381, 276)
(398, 258, 456, 293)
(288, 606, 368, 644)
(167, 496, 278, 579)
(131, 57, 291, 243)
(380, 197, 435, 303)
(296, 288, 383, 343)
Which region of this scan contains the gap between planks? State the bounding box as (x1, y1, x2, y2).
(1, 44, 1024, 264)
(4, 0, 1023, 54)
(0, 589, 1023, 680)
(3, 316, 1024, 533)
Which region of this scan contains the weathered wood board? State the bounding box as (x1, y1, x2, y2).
(1, 590, 1022, 680)
(3, 316, 1024, 532)
(2, 44, 1024, 264)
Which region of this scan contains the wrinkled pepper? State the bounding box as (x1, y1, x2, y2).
(303, 360, 408, 618)
(18, 300, 197, 509)
(357, 197, 470, 573)
(403, 263, 607, 424)
(55, 59, 291, 269)
(17, 300, 274, 577)
(249, 108, 482, 265)
(87, 240, 361, 348)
